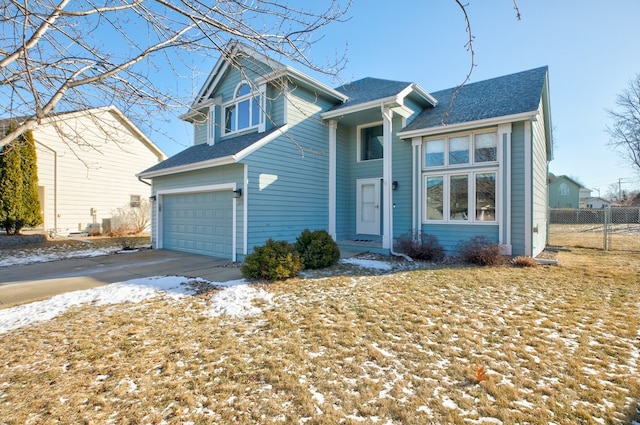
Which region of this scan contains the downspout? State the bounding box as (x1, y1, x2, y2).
(138, 176, 151, 186)
(381, 104, 413, 261)
(35, 141, 58, 235)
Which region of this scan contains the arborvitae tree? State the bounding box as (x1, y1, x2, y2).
(0, 128, 42, 235)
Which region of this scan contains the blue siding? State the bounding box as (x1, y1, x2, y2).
(243, 85, 334, 252)
(335, 125, 352, 240)
(510, 121, 526, 256)
(421, 224, 500, 254)
(391, 115, 413, 242)
(266, 84, 285, 130)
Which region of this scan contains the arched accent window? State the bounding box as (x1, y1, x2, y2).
(223, 81, 262, 134)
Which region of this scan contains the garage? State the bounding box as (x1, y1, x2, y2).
(161, 190, 234, 259)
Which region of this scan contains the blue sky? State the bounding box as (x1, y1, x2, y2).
(153, 0, 640, 197)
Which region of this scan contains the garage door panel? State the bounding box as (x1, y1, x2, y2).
(162, 191, 233, 258)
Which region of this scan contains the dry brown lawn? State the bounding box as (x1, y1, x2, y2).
(1, 248, 639, 424)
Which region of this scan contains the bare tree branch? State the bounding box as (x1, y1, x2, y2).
(0, 0, 352, 148)
(442, 0, 476, 125)
(607, 74, 640, 173)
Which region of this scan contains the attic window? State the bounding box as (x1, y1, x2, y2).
(223, 82, 262, 134)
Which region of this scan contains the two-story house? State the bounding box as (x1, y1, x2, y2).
(138, 42, 553, 261)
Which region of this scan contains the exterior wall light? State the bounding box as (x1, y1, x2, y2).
(233, 188, 242, 198)
(392, 181, 398, 191)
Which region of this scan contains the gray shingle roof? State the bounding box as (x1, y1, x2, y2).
(329, 77, 413, 111)
(402, 66, 548, 132)
(140, 126, 282, 175)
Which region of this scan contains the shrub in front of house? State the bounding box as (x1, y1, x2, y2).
(456, 235, 505, 266)
(395, 231, 445, 261)
(294, 229, 340, 269)
(242, 238, 303, 281)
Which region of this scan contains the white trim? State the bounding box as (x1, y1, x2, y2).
(397, 111, 540, 139)
(382, 107, 393, 249)
(422, 128, 499, 170)
(179, 98, 216, 122)
(138, 156, 236, 178)
(321, 95, 402, 120)
(243, 164, 248, 257)
(524, 120, 533, 256)
(356, 120, 384, 163)
(421, 171, 499, 225)
(328, 120, 337, 239)
(258, 83, 267, 133)
(255, 66, 348, 103)
(206, 106, 215, 145)
(221, 80, 262, 136)
(138, 125, 289, 178)
(156, 183, 238, 261)
(412, 137, 422, 232)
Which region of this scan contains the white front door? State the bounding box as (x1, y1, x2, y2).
(356, 178, 381, 235)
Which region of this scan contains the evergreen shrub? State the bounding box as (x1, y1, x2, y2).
(242, 238, 303, 281)
(294, 229, 340, 269)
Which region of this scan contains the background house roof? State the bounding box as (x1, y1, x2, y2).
(402, 66, 549, 132)
(0, 106, 165, 160)
(139, 126, 282, 176)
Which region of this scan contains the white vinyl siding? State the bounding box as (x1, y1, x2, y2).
(33, 109, 164, 235)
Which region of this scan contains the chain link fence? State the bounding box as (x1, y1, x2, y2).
(549, 207, 640, 251)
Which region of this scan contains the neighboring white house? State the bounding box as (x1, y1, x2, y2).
(583, 197, 613, 209)
(2, 106, 166, 236)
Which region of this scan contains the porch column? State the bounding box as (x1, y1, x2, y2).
(411, 137, 422, 232)
(381, 106, 393, 249)
(328, 120, 337, 240)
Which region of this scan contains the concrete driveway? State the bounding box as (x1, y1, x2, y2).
(0, 249, 243, 307)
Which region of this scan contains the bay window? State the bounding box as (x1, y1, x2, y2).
(422, 129, 498, 224)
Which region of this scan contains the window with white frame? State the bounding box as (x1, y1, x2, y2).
(223, 82, 262, 134)
(358, 123, 383, 161)
(423, 130, 498, 224)
(425, 131, 497, 168)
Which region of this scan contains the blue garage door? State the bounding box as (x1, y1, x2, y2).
(162, 191, 233, 258)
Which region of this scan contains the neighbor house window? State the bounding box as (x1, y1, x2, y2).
(422, 130, 498, 224)
(130, 195, 141, 208)
(223, 81, 261, 134)
(359, 123, 383, 161)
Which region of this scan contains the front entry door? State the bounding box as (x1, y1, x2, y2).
(356, 178, 381, 235)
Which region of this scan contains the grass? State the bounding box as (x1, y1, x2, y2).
(1, 247, 639, 424)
